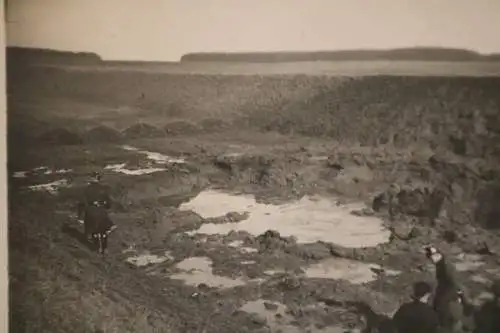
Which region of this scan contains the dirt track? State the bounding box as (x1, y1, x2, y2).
(7, 62, 500, 332)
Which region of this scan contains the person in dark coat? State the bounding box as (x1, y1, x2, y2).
(425, 245, 465, 333)
(78, 172, 115, 253)
(392, 281, 440, 333)
(473, 279, 500, 333)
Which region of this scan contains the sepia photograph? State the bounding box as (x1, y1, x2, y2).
(5, 1, 500, 332)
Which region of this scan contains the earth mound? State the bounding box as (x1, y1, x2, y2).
(199, 118, 231, 132)
(38, 128, 83, 146)
(164, 120, 201, 136)
(83, 125, 122, 144)
(8, 128, 35, 147)
(122, 123, 165, 139)
(212, 153, 304, 188)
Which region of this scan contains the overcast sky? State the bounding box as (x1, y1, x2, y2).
(6, 0, 500, 61)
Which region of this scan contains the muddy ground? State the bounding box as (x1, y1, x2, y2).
(7, 62, 500, 333)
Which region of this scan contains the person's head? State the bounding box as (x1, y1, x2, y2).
(412, 281, 433, 303)
(424, 245, 443, 264)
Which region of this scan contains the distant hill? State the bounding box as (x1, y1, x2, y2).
(6, 46, 500, 65)
(7, 47, 103, 65)
(181, 47, 500, 63)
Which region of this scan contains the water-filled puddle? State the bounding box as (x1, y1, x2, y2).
(27, 179, 69, 194)
(486, 267, 500, 275)
(13, 171, 28, 178)
(228, 240, 258, 253)
(105, 145, 186, 175)
(472, 291, 495, 306)
(13, 166, 73, 179)
(454, 253, 485, 272)
(180, 190, 390, 247)
(471, 275, 490, 284)
(44, 168, 72, 175)
(122, 145, 186, 164)
(104, 163, 166, 175)
(169, 256, 249, 288)
(240, 299, 348, 333)
(126, 251, 174, 267)
(304, 258, 400, 284)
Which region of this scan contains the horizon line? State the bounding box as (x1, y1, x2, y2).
(7, 44, 500, 62)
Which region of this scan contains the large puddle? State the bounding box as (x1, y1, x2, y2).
(304, 258, 400, 284)
(180, 190, 390, 248)
(12, 166, 73, 179)
(169, 256, 252, 288)
(122, 145, 186, 164)
(27, 179, 69, 194)
(454, 253, 486, 272)
(126, 251, 174, 267)
(240, 299, 348, 333)
(104, 145, 186, 175)
(104, 163, 166, 175)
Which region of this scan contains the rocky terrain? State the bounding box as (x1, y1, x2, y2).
(7, 57, 500, 332)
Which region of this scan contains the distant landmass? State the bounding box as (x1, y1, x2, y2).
(181, 47, 500, 63)
(7, 47, 103, 65)
(6, 46, 500, 65)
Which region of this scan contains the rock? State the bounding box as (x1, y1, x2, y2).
(197, 283, 210, 291)
(475, 241, 495, 255)
(350, 208, 375, 217)
(390, 224, 418, 241)
(315, 323, 331, 331)
(449, 134, 467, 155)
(280, 273, 301, 290)
(326, 156, 344, 170)
(256, 230, 296, 252)
(246, 269, 260, 279)
(372, 183, 446, 222)
(396, 186, 430, 216)
(442, 230, 458, 243)
(263, 302, 279, 311)
(408, 227, 422, 238)
(224, 211, 250, 222)
(372, 192, 389, 212)
(296, 242, 332, 260)
(248, 313, 267, 326)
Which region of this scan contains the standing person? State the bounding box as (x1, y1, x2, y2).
(79, 172, 115, 254)
(425, 245, 465, 333)
(392, 281, 440, 333)
(473, 279, 500, 333)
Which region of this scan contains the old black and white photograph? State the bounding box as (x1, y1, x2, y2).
(5, 1, 500, 332)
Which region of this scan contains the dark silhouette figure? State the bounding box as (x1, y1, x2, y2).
(78, 172, 114, 255)
(457, 289, 476, 332)
(473, 280, 500, 333)
(425, 246, 465, 332)
(318, 297, 395, 333)
(392, 281, 440, 333)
